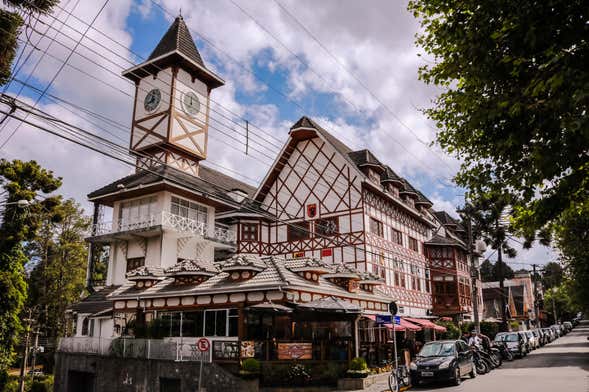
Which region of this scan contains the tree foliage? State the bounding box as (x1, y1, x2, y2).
(0, 159, 61, 387)
(27, 199, 90, 339)
(0, 0, 59, 85)
(408, 0, 589, 236)
(479, 259, 515, 282)
(553, 204, 589, 311)
(541, 261, 564, 290)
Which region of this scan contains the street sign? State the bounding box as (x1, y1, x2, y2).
(388, 301, 398, 315)
(394, 315, 401, 325)
(197, 338, 210, 352)
(376, 314, 392, 324)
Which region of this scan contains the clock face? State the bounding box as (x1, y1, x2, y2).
(144, 89, 161, 112)
(182, 91, 200, 116)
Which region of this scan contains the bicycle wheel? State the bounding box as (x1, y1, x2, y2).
(388, 372, 399, 392)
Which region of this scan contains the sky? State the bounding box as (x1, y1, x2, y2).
(0, 0, 557, 268)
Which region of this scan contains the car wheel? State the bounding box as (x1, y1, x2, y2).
(453, 367, 461, 386)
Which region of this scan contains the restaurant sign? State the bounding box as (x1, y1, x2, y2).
(277, 343, 313, 360)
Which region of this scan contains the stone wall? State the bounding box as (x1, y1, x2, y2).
(54, 352, 258, 392)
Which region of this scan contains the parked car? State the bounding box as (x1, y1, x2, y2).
(410, 340, 476, 386)
(563, 321, 573, 332)
(518, 331, 530, 354)
(551, 324, 563, 337)
(525, 331, 539, 349)
(498, 332, 527, 358)
(543, 328, 555, 342)
(532, 329, 545, 346)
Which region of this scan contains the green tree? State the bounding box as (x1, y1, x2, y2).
(0, 159, 61, 388)
(541, 261, 564, 290)
(479, 258, 515, 282)
(553, 204, 589, 311)
(27, 199, 90, 339)
(0, 0, 59, 85)
(408, 0, 589, 237)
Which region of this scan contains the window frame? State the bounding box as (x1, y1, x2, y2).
(241, 223, 258, 242)
(287, 221, 310, 242)
(369, 217, 384, 237)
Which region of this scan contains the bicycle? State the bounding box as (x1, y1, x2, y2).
(388, 363, 411, 392)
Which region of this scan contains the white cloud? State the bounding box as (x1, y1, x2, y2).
(2, 0, 465, 217)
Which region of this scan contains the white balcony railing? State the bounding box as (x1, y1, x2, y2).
(57, 337, 239, 362)
(89, 211, 235, 244)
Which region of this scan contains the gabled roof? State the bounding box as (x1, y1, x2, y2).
(381, 165, 404, 186)
(88, 164, 256, 207)
(434, 210, 458, 226)
(425, 234, 466, 249)
(148, 16, 204, 67)
(122, 16, 224, 88)
(67, 286, 118, 315)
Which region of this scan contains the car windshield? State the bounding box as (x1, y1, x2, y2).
(418, 342, 455, 357)
(505, 334, 519, 342)
(494, 334, 506, 341)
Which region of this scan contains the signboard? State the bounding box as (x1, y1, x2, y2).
(240, 340, 255, 358)
(293, 251, 305, 258)
(197, 338, 210, 352)
(277, 343, 312, 360)
(376, 314, 392, 324)
(394, 316, 401, 325)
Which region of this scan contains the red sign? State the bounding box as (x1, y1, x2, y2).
(321, 248, 332, 257)
(197, 338, 210, 352)
(293, 251, 305, 258)
(306, 203, 317, 219)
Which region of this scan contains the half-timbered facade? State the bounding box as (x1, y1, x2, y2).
(222, 117, 441, 318)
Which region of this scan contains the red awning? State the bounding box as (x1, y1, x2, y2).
(363, 314, 418, 331)
(405, 317, 447, 333)
(398, 318, 422, 331)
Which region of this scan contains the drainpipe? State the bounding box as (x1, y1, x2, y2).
(85, 202, 100, 293)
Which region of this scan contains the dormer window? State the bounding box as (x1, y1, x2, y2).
(285, 257, 333, 282)
(165, 259, 218, 285)
(221, 255, 266, 281)
(126, 257, 145, 272)
(324, 264, 361, 293)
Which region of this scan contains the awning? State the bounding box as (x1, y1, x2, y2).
(405, 317, 447, 332)
(399, 318, 422, 331)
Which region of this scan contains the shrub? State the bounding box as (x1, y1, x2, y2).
(30, 375, 53, 392)
(349, 357, 367, 371)
(241, 358, 260, 373)
(480, 321, 500, 339)
(288, 363, 311, 385)
(436, 320, 461, 339)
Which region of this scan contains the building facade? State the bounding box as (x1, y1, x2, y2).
(56, 14, 484, 392)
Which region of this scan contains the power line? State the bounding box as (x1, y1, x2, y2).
(0, 97, 465, 286)
(0, 0, 107, 149)
(271, 0, 457, 173)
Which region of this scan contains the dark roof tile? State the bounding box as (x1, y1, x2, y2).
(149, 16, 204, 67)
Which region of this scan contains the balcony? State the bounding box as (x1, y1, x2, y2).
(87, 211, 236, 246)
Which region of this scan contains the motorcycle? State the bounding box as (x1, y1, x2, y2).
(493, 341, 514, 361)
(470, 346, 490, 374)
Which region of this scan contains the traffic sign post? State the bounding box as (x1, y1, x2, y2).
(197, 338, 210, 392)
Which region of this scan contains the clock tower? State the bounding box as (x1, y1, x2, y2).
(122, 16, 224, 176)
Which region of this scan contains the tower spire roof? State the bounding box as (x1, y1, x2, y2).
(148, 16, 205, 67)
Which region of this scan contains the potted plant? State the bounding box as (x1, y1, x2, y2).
(239, 358, 261, 379)
(346, 357, 369, 378)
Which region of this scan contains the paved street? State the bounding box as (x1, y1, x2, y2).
(355, 321, 589, 392)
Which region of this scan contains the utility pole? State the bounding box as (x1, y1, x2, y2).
(465, 204, 480, 334)
(18, 308, 34, 392)
(552, 286, 558, 324)
(30, 327, 40, 381)
(531, 264, 540, 327)
(496, 220, 507, 332)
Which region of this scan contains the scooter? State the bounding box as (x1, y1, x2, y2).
(493, 341, 514, 361)
(471, 346, 490, 374)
